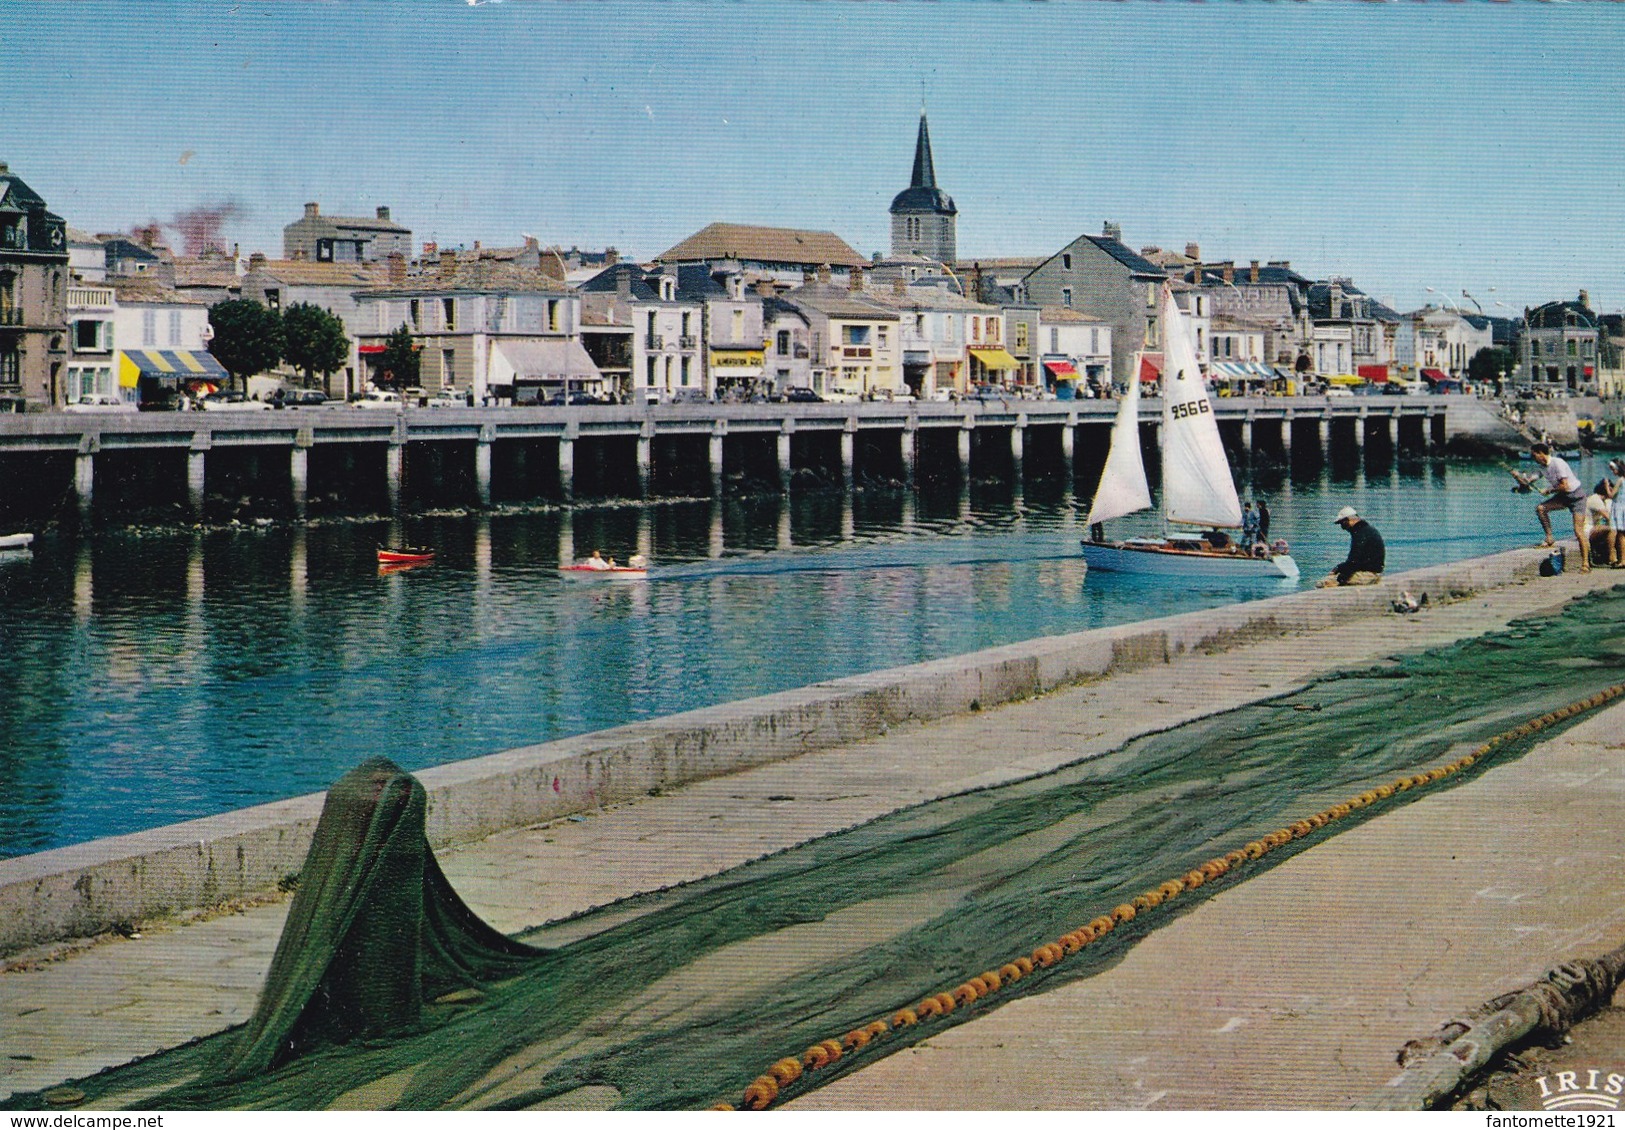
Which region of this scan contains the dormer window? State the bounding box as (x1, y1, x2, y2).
(660, 277, 675, 302)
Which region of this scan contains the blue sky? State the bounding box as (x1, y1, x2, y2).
(5, 1, 1622, 314)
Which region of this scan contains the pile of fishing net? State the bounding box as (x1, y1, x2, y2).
(19, 587, 1625, 1110)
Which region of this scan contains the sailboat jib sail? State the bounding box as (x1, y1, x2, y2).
(1084, 352, 1151, 525)
(1158, 285, 1242, 529)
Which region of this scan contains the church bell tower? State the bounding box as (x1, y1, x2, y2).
(889, 111, 957, 264)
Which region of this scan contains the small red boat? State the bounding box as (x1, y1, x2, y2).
(378, 546, 436, 565)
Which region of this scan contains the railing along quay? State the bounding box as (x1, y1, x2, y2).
(0, 396, 1447, 521)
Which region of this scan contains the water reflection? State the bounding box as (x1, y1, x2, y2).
(0, 458, 1598, 857)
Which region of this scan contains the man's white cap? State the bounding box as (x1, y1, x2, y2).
(1334, 506, 1359, 523)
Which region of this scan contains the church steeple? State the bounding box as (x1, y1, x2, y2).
(910, 111, 938, 191)
(889, 111, 957, 264)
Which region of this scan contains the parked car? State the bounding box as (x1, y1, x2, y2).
(354, 389, 402, 409)
(670, 388, 710, 405)
(287, 389, 329, 408)
(783, 387, 823, 403)
(425, 389, 468, 408)
(64, 393, 134, 413)
(547, 390, 606, 406)
(1324, 386, 1354, 398)
(199, 390, 267, 411)
(820, 388, 862, 403)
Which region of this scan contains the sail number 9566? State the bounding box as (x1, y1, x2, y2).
(1169, 400, 1211, 420)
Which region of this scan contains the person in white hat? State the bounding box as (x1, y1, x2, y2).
(1315, 506, 1385, 588)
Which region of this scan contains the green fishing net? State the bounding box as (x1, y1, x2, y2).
(17, 587, 1625, 1110)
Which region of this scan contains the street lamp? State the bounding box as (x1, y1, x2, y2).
(1460, 290, 1484, 315)
(1494, 300, 1526, 395)
(1424, 286, 1461, 314)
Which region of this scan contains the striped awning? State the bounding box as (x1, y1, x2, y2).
(1212, 361, 1267, 381)
(117, 349, 228, 388)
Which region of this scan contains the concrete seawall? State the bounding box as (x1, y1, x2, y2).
(0, 549, 1546, 955)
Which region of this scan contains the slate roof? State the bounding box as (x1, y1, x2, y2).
(1075, 236, 1164, 278)
(577, 262, 666, 301)
(0, 168, 47, 213)
(658, 223, 867, 269)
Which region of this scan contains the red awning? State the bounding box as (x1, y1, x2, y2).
(1358, 365, 1389, 383)
(1420, 368, 1448, 382)
(1044, 361, 1078, 379)
(1139, 354, 1162, 382)
(358, 344, 386, 355)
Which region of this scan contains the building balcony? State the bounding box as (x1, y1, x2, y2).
(67, 287, 115, 309)
(679, 335, 698, 349)
(841, 345, 873, 359)
(0, 309, 24, 328)
(647, 334, 665, 349)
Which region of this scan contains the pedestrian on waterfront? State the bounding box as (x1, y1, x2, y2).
(1315, 506, 1385, 588)
(1608, 460, 1625, 568)
(1257, 497, 1272, 543)
(1241, 501, 1261, 547)
(1529, 442, 1592, 574)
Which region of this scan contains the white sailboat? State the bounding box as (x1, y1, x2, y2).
(1081, 285, 1298, 580)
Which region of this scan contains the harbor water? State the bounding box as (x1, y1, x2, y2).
(0, 458, 1597, 857)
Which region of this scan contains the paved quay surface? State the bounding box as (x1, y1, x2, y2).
(2, 558, 1622, 1108)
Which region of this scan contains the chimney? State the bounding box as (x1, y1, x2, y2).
(892, 277, 907, 297)
(439, 249, 457, 278)
(376, 206, 390, 221)
(1103, 221, 1122, 241)
(615, 268, 632, 299)
(248, 252, 266, 272)
(387, 252, 406, 285)
(422, 241, 438, 258)
(1579, 289, 1590, 310)
(1222, 262, 1234, 286)
(816, 264, 831, 284)
(605, 247, 619, 265)
(1185, 242, 1201, 261)
(848, 266, 864, 292)
(524, 235, 538, 249)
(304, 202, 319, 219)
(1249, 260, 1260, 284)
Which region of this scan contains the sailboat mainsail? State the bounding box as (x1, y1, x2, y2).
(1084, 352, 1151, 525)
(1157, 285, 1242, 529)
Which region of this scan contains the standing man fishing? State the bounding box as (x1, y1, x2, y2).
(1529, 442, 1592, 574)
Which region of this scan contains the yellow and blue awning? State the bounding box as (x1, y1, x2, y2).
(117, 349, 228, 388)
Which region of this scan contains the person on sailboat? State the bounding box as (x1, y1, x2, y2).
(1256, 498, 1271, 543)
(1241, 502, 1261, 547)
(1316, 507, 1385, 588)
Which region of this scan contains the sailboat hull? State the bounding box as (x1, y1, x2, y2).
(1081, 539, 1300, 580)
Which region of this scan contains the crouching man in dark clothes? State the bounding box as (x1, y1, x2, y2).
(1316, 505, 1385, 588)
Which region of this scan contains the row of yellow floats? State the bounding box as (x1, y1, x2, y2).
(715, 681, 1625, 1111)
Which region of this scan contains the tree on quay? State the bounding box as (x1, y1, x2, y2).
(1468, 346, 1512, 395)
(208, 299, 285, 389)
(375, 324, 421, 391)
(282, 303, 349, 394)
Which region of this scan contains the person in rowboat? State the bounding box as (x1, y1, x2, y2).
(584, 550, 610, 571)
